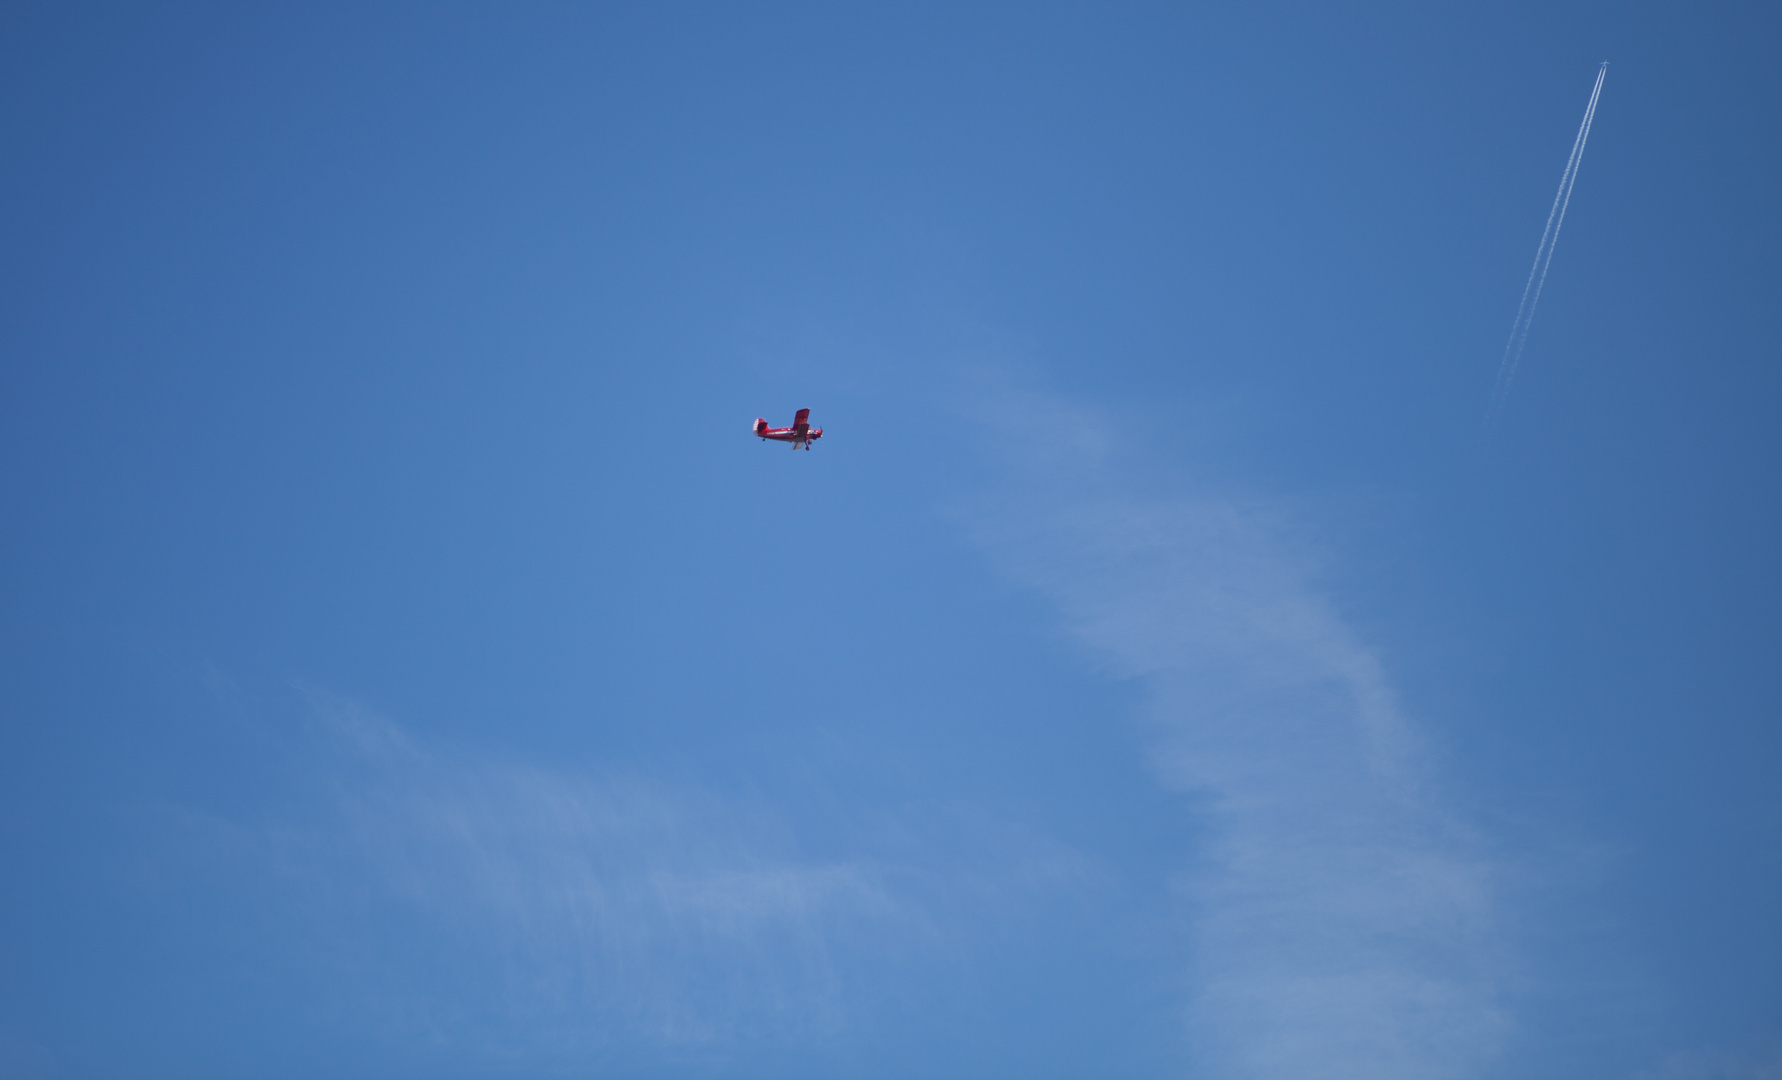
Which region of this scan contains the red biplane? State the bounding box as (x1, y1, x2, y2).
(753, 408, 823, 451)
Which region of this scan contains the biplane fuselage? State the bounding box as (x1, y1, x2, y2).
(753, 408, 823, 450)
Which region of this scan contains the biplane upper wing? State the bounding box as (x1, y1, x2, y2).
(793, 408, 811, 430)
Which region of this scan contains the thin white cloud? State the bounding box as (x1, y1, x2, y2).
(163, 686, 908, 1065)
(153, 681, 1123, 1071)
(962, 389, 1511, 1078)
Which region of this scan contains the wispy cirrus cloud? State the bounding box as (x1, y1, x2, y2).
(156, 686, 908, 1067)
(151, 680, 1124, 1072)
(961, 386, 1511, 1078)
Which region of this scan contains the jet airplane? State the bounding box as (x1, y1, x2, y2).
(753, 408, 823, 450)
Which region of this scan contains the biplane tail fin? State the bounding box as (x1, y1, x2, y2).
(753, 417, 769, 434)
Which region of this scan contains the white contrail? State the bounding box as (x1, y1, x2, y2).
(1489, 63, 1607, 418)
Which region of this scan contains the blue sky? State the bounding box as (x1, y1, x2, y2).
(1, 3, 1778, 1077)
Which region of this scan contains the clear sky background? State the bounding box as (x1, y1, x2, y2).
(2, 3, 1778, 1078)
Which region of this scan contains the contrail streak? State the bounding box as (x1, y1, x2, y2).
(1489, 63, 1607, 418)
